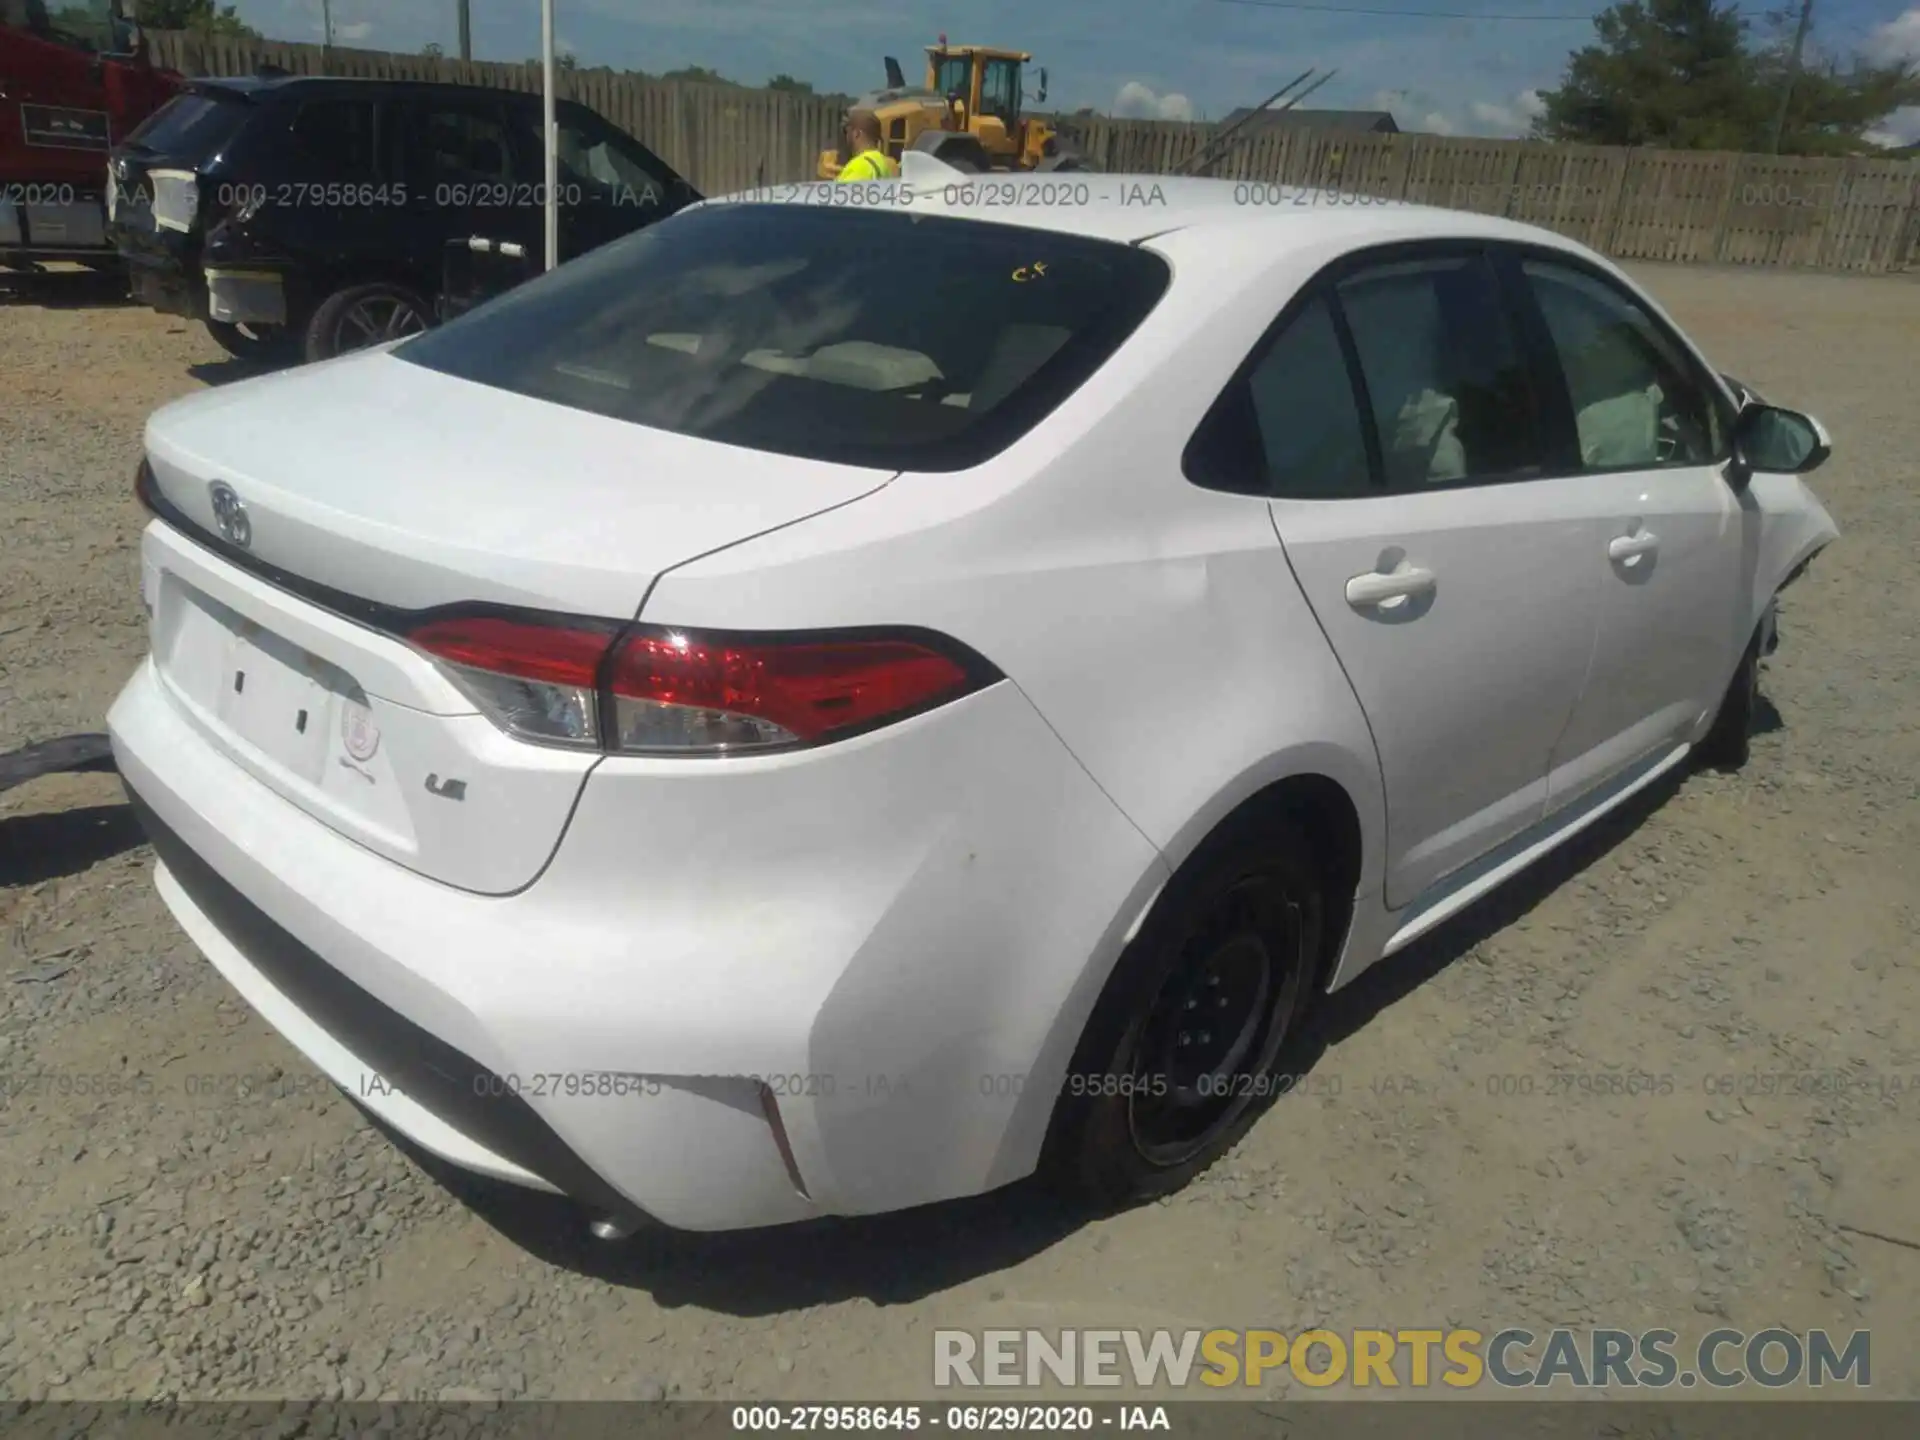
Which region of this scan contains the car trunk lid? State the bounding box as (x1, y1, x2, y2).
(139, 350, 896, 893)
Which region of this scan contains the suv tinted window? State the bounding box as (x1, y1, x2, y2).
(123, 91, 251, 160)
(1336, 252, 1544, 489)
(527, 110, 672, 206)
(287, 98, 380, 176)
(1520, 258, 1725, 469)
(396, 203, 1171, 472)
(401, 102, 515, 186)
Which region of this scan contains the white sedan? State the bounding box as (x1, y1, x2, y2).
(107, 163, 1838, 1234)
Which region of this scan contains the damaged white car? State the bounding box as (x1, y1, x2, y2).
(109, 176, 1838, 1233)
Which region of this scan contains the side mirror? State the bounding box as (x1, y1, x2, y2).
(1037, 67, 1049, 105)
(1730, 403, 1831, 487)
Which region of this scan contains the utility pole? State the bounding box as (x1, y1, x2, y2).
(320, 0, 334, 51)
(457, 0, 471, 60)
(542, 0, 557, 271)
(1768, 0, 1813, 155)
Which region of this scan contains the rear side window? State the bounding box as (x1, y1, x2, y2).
(287, 99, 380, 177)
(123, 92, 251, 160)
(394, 203, 1172, 472)
(1336, 252, 1544, 489)
(1185, 294, 1373, 499)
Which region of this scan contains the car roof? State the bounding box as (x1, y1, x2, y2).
(699, 169, 1603, 262)
(191, 74, 563, 106)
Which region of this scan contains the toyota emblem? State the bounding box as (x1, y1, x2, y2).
(209, 481, 252, 549)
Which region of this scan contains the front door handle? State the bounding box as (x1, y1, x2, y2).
(1345, 566, 1436, 608)
(1608, 530, 1660, 564)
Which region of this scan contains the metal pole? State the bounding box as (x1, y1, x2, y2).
(1183, 67, 1314, 177)
(1768, 0, 1813, 156)
(542, 0, 557, 271)
(320, 0, 333, 50)
(457, 0, 471, 61)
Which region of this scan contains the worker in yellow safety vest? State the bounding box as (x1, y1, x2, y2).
(837, 110, 901, 180)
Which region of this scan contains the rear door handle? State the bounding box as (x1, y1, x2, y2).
(1345, 566, 1436, 608)
(1608, 531, 1660, 563)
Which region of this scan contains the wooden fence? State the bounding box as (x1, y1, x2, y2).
(148, 31, 1920, 273)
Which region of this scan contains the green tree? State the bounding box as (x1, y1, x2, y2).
(660, 64, 734, 86)
(421, 41, 444, 57)
(132, 0, 261, 37)
(1749, 49, 1920, 156)
(1532, 0, 1920, 154)
(765, 73, 813, 94)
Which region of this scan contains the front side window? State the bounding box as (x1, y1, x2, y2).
(1520, 258, 1725, 469)
(403, 103, 514, 187)
(980, 59, 1020, 121)
(11, 0, 114, 51)
(530, 112, 672, 206)
(1336, 252, 1545, 489)
(395, 202, 1171, 472)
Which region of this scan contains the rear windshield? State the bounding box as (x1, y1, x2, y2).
(123, 91, 251, 161)
(394, 202, 1172, 472)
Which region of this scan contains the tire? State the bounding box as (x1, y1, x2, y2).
(303, 281, 433, 364)
(911, 130, 991, 174)
(1045, 813, 1324, 1210)
(205, 318, 299, 366)
(1695, 607, 1771, 772)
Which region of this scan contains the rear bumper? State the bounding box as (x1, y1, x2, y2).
(116, 225, 203, 319)
(109, 645, 1166, 1231)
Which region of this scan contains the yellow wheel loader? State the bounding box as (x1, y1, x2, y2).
(816, 38, 1091, 178)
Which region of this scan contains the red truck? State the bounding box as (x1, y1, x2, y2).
(1, 0, 180, 268)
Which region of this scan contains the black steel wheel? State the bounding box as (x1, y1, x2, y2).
(1046, 813, 1322, 1207)
(1125, 876, 1304, 1167)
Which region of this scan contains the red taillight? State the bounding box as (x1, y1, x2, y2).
(606, 628, 977, 753)
(408, 616, 613, 690)
(408, 615, 618, 749)
(407, 614, 993, 756)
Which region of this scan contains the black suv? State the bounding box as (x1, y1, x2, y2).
(107, 75, 699, 364)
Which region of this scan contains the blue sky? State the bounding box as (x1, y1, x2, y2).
(229, 0, 1920, 142)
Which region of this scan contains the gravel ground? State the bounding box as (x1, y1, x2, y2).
(1, 262, 1917, 1404)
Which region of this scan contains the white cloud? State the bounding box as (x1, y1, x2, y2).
(336, 21, 372, 40)
(1468, 89, 1547, 136)
(1865, 106, 1920, 147)
(1421, 111, 1458, 136)
(1867, 7, 1920, 62)
(1112, 80, 1195, 122)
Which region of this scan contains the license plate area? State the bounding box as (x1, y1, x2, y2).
(157, 577, 352, 787)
